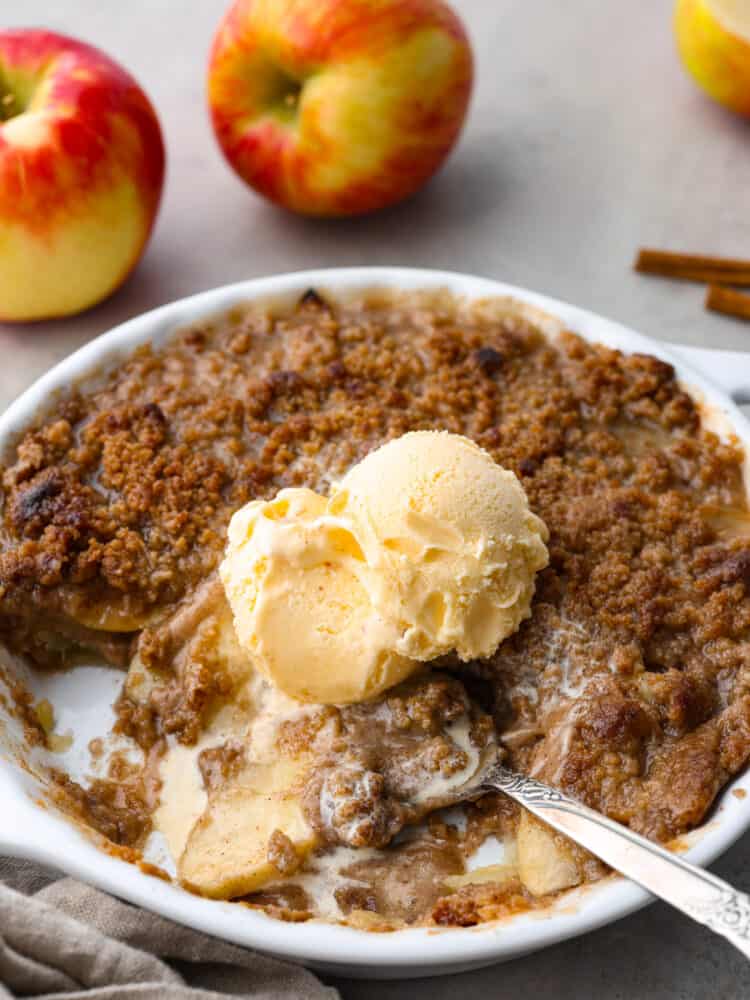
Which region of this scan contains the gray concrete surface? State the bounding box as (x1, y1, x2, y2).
(2, 1, 750, 995)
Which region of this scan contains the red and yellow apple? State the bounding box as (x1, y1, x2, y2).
(207, 0, 473, 217)
(0, 30, 165, 322)
(675, 0, 750, 117)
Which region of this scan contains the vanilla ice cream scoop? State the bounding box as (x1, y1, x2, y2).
(333, 432, 549, 661)
(220, 432, 549, 704)
(219, 488, 418, 704)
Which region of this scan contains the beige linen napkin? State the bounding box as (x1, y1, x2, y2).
(0, 858, 338, 999)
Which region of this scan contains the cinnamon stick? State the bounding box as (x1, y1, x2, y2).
(635, 249, 750, 286)
(705, 284, 750, 321)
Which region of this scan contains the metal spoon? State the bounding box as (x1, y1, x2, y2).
(456, 757, 750, 959)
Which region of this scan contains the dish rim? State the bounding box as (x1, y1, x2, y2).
(1, 265, 750, 975)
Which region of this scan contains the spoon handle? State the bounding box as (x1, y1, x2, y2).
(485, 766, 750, 960)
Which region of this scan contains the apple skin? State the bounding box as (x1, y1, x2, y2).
(0, 30, 165, 322)
(207, 0, 473, 217)
(675, 0, 750, 118)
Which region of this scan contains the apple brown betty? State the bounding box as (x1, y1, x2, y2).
(1, 288, 750, 930)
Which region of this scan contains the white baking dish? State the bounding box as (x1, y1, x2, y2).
(1, 268, 749, 979)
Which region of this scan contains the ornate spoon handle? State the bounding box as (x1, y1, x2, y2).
(484, 765, 750, 960)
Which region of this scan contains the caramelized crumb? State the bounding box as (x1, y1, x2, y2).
(432, 878, 539, 926)
(267, 829, 302, 876)
(49, 769, 153, 848)
(198, 742, 245, 792)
